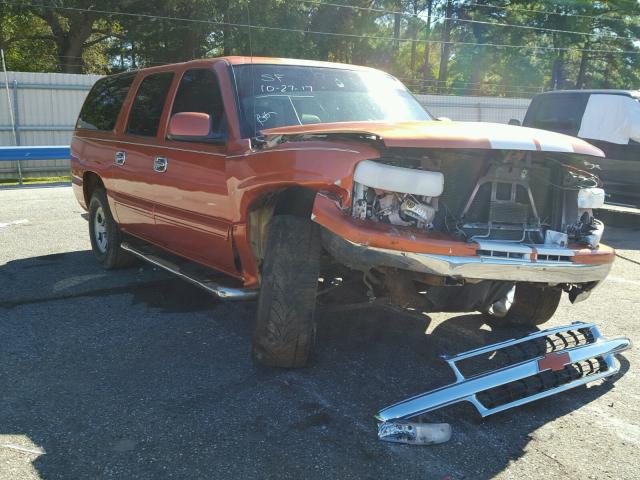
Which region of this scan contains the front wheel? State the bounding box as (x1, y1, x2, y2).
(484, 283, 562, 327)
(252, 215, 321, 368)
(88, 189, 135, 269)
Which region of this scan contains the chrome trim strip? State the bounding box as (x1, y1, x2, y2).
(476, 240, 533, 255)
(398, 251, 611, 282)
(535, 246, 576, 257)
(73, 136, 227, 157)
(322, 229, 612, 283)
(121, 242, 258, 300)
(376, 323, 631, 422)
(226, 147, 362, 158)
(73, 135, 360, 157)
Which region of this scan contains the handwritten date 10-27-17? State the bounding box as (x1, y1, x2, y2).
(260, 84, 313, 93)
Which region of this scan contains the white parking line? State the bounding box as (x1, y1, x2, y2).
(0, 219, 29, 228)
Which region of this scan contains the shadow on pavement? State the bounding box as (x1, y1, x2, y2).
(602, 225, 640, 251)
(0, 251, 629, 479)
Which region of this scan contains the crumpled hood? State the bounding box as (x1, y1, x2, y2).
(261, 120, 604, 157)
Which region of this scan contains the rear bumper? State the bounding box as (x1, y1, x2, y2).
(314, 194, 614, 284)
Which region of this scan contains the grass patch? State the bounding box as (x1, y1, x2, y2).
(0, 176, 71, 186)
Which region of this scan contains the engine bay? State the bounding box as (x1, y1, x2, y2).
(351, 150, 605, 248)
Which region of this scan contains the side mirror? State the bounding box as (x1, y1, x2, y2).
(508, 118, 521, 126)
(168, 112, 224, 143)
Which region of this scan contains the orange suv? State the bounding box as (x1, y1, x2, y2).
(71, 57, 613, 368)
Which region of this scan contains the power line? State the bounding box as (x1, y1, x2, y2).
(464, 2, 635, 23)
(299, 0, 438, 18)
(2, 0, 640, 57)
(302, 0, 636, 24)
(450, 17, 634, 42)
(300, 0, 638, 43)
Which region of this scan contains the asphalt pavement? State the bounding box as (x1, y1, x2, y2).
(1, 186, 639, 479)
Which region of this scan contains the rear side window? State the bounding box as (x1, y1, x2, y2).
(171, 68, 226, 135)
(77, 73, 135, 131)
(126, 72, 175, 137)
(524, 93, 589, 136)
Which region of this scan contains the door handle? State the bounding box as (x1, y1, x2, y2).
(153, 156, 168, 173)
(115, 151, 126, 166)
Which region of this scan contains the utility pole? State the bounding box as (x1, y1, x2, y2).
(1, 48, 22, 184)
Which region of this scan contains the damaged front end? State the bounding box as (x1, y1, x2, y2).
(376, 322, 631, 423)
(311, 145, 614, 313)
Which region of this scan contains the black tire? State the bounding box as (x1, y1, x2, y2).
(252, 215, 321, 368)
(485, 283, 562, 327)
(88, 189, 135, 269)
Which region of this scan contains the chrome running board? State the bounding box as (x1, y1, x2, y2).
(121, 242, 258, 301)
(377, 322, 631, 422)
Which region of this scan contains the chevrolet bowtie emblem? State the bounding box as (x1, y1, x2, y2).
(538, 352, 571, 372)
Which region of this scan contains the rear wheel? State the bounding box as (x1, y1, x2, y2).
(252, 215, 321, 368)
(88, 189, 135, 269)
(484, 283, 562, 327)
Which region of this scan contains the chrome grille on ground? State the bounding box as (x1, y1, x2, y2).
(376, 322, 631, 422)
(478, 357, 608, 409)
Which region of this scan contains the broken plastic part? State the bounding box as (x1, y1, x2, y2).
(377, 421, 452, 445)
(544, 229, 568, 248)
(582, 219, 604, 248)
(578, 187, 605, 209)
(353, 160, 444, 197)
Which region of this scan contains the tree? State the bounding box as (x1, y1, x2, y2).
(9, 1, 128, 73)
(1, 0, 639, 96)
(437, 0, 453, 89)
(0, 3, 58, 72)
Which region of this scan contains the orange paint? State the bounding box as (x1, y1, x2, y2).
(571, 244, 616, 265)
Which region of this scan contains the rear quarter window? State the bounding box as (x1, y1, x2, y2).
(77, 73, 135, 131)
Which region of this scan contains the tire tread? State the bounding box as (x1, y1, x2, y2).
(252, 215, 321, 368)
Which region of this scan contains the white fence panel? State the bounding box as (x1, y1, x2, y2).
(0, 72, 101, 178)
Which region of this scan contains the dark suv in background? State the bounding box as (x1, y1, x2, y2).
(518, 90, 640, 206)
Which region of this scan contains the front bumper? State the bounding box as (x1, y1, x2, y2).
(313, 194, 614, 284)
(322, 230, 612, 283)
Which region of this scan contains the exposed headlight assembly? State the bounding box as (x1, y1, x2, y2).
(578, 187, 605, 209)
(351, 160, 443, 230)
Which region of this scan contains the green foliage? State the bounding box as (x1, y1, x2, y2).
(0, 0, 639, 96)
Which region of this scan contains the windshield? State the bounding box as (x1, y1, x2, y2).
(232, 64, 432, 137)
